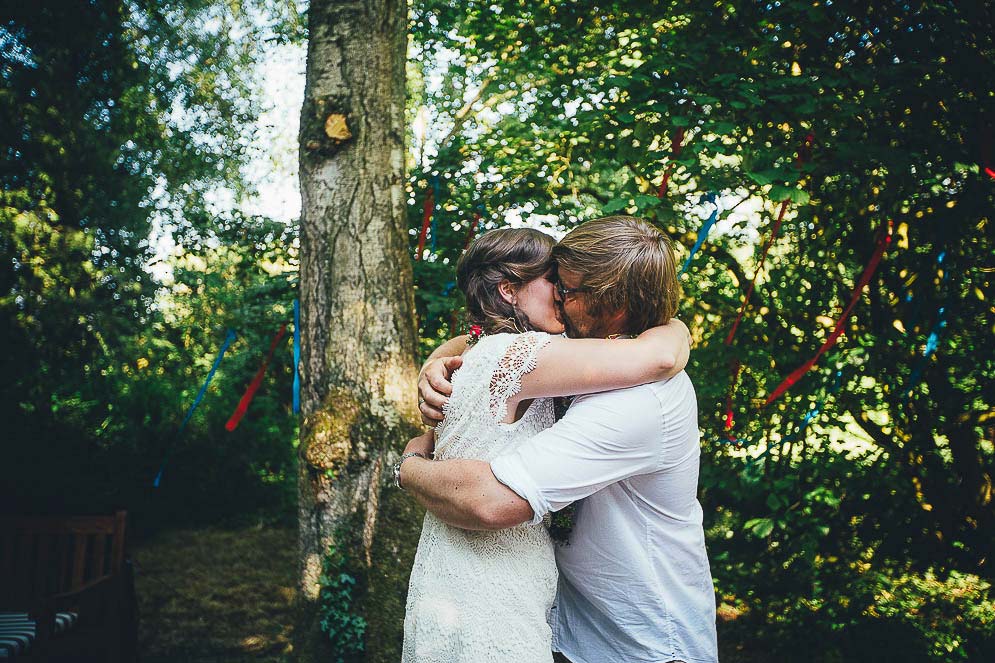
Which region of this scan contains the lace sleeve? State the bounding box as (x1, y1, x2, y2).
(488, 331, 553, 423)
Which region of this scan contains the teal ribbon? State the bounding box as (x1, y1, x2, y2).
(679, 193, 719, 275)
(293, 299, 301, 415)
(154, 328, 236, 488)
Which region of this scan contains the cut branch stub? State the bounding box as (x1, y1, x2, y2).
(325, 113, 352, 142)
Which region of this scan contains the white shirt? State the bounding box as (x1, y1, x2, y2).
(490, 372, 718, 663)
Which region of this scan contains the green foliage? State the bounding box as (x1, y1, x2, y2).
(407, 0, 995, 658)
(0, 0, 299, 528)
(318, 545, 367, 662)
(3, 0, 993, 659)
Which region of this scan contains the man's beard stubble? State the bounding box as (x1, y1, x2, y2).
(557, 302, 586, 339)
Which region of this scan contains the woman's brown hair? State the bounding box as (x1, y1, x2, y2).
(456, 228, 555, 334)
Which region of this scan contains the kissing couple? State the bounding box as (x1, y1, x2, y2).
(395, 216, 718, 663)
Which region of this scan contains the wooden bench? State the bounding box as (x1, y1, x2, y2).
(0, 511, 137, 661)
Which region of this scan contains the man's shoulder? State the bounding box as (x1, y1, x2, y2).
(570, 382, 662, 415)
(574, 371, 693, 405)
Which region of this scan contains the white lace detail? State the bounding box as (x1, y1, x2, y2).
(403, 332, 558, 662)
(487, 331, 553, 423)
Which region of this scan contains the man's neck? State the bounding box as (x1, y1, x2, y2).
(595, 319, 628, 338)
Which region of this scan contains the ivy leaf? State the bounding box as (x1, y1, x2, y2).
(787, 189, 811, 205)
(603, 198, 630, 213)
(745, 517, 775, 538)
(709, 121, 737, 135)
(768, 184, 794, 202)
(747, 170, 778, 186)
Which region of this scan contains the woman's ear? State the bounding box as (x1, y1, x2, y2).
(497, 279, 517, 305)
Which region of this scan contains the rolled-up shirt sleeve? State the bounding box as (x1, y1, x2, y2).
(490, 386, 663, 525)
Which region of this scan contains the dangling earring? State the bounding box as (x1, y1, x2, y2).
(510, 305, 530, 334)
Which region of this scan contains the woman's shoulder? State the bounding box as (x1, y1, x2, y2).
(471, 330, 553, 357)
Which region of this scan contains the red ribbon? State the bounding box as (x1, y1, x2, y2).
(983, 126, 995, 180)
(764, 224, 892, 406)
(657, 126, 686, 198)
(464, 211, 481, 250)
(724, 359, 742, 431)
(225, 323, 288, 431)
(725, 200, 789, 346)
(722, 132, 816, 431)
(415, 189, 435, 260)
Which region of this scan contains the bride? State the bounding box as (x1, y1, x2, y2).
(400, 227, 690, 662)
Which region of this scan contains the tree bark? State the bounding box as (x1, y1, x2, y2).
(296, 0, 421, 659)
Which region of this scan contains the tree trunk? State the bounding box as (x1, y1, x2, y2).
(296, 0, 422, 660)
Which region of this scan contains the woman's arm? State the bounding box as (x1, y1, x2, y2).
(513, 319, 691, 403)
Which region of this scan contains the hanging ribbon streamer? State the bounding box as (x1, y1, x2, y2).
(724, 359, 743, 433)
(225, 323, 288, 432)
(678, 194, 719, 276)
(746, 368, 844, 465)
(725, 201, 789, 345)
(765, 223, 892, 406)
(898, 250, 950, 398)
(464, 205, 484, 250)
(415, 176, 437, 261)
(154, 329, 237, 488)
(429, 176, 442, 253)
(905, 307, 949, 397)
(722, 133, 816, 432)
(727, 133, 814, 346)
(657, 126, 687, 198)
(293, 299, 301, 415)
(983, 126, 995, 180)
(900, 251, 944, 333)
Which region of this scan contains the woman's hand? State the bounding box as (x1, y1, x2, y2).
(405, 429, 436, 458)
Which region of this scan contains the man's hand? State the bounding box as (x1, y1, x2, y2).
(418, 356, 462, 425)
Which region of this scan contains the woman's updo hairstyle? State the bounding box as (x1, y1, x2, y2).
(456, 228, 555, 334)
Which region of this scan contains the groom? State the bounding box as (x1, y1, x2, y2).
(399, 216, 718, 663)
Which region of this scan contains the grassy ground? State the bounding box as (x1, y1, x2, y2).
(132, 521, 756, 662)
(133, 524, 296, 662)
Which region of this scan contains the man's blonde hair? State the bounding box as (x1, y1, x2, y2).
(552, 216, 681, 334)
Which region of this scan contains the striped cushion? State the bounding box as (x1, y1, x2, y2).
(0, 612, 78, 659)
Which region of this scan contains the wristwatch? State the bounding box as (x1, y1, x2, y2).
(393, 451, 427, 489)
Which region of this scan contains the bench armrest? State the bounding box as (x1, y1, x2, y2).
(28, 574, 116, 640)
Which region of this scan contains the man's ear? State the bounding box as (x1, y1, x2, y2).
(497, 279, 517, 305)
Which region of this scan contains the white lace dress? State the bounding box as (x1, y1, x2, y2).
(402, 331, 558, 663)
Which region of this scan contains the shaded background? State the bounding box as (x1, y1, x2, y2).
(2, 0, 992, 660)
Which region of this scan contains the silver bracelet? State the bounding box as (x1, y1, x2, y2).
(393, 451, 427, 490)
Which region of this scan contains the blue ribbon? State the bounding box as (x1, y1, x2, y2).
(679, 193, 719, 275)
(904, 251, 950, 398)
(906, 306, 947, 397)
(293, 299, 301, 415)
(154, 328, 237, 488)
(741, 368, 843, 466)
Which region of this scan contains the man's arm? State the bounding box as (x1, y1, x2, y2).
(401, 386, 663, 530)
(399, 432, 533, 530)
